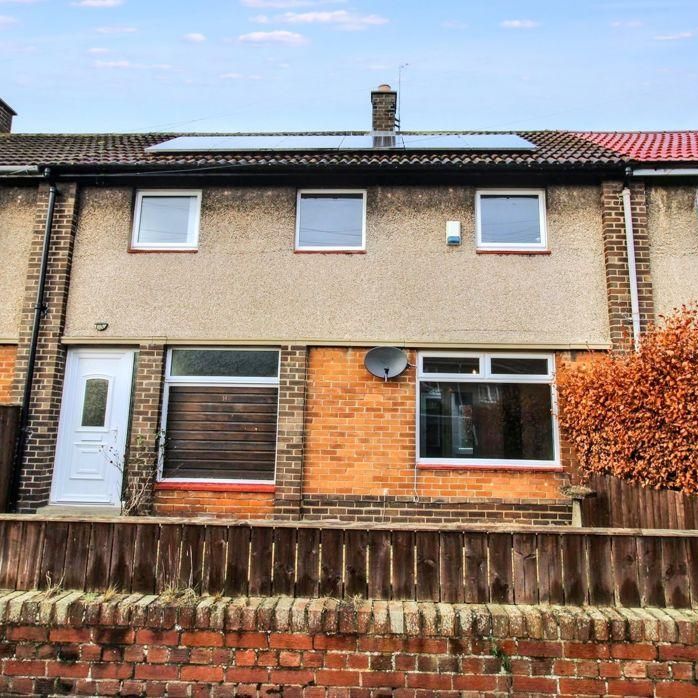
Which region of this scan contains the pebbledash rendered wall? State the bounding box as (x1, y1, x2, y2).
(646, 183, 698, 318)
(62, 185, 611, 347)
(0, 591, 697, 698)
(0, 186, 35, 406)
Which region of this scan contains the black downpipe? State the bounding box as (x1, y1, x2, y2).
(10, 171, 58, 510)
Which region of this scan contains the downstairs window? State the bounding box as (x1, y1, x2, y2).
(161, 348, 279, 483)
(417, 352, 559, 468)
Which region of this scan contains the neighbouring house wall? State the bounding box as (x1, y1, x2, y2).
(301, 347, 571, 524)
(12, 183, 80, 512)
(0, 186, 36, 342)
(63, 185, 610, 348)
(0, 345, 16, 403)
(646, 183, 698, 317)
(0, 592, 696, 698)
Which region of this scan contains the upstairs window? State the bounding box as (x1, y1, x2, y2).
(131, 190, 201, 250)
(476, 189, 547, 251)
(296, 190, 366, 251)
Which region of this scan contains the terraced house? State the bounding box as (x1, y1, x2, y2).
(1, 86, 697, 523)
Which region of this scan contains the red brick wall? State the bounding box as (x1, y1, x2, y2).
(601, 181, 655, 350)
(153, 487, 274, 519)
(125, 343, 166, 515)
(0, 345, 16, 403)
(303, 348, 569, 520)
(0, 592, 695, 697)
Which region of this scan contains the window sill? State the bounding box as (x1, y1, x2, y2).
(155, 481, 276, 493)
(294, 249, 366, 255)
(128, 248, 199, 254)
(476, 249, 550, 256)
(417, 462, 563, 473)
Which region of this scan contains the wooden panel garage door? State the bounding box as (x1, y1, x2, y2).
(163, 385, 277, 481)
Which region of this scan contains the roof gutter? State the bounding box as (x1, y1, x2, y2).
(630, 167, 698, 177)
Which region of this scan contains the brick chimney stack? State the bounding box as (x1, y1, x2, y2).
(371, 84, 397, 132)
(0, 99, 16, 133)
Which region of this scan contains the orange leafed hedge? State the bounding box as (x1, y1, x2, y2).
(557, 307, 698, 493)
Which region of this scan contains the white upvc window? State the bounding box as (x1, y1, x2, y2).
(475, 189, 547, 251)
(295, 189, 367, 251)
(159, 348, 280, 484)
(131, 190, 202, 250)
(417, 351, 560, 469)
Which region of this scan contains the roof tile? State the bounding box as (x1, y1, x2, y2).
(577, 131, 698, 162)
(0, 130, 624, 171)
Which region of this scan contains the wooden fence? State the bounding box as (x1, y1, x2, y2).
(581, 473, 698, 529)
(0, 406, 19, 513)
(1, 516, 698, 608)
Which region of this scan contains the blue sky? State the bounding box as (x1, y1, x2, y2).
(2, 0, 698, 133)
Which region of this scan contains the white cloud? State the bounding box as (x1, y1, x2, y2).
(442, 20, 468, 30)
(242, 0, 344, 7)
(238, 29, 307, 45)
(610, 19, 643, 28)
(501, 19, 539, 29)
(94, 59, 171, 69)
(219, 71, 262, 79)
(278, 10, 387, 30)
(94, 59, 130, 68)
(95, 25, 136, 33)
(653, 31, 694, 40)
(73, 0, 124, 6)
(87, 46, 109, 53)
(182, 32, 206, 42)
(0, 14, 17, 25)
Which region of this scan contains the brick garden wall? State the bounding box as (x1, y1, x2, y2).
(302, 347, 570, 524)
(0, 345, 16, 404)
(0, 591, 696, 697)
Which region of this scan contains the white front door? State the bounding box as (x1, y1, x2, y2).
(50, 348, 135, 506)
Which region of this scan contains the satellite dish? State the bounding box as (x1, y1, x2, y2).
(364, 346, 409, 381)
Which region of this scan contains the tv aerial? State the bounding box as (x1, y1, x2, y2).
(364, 346, 409, 382)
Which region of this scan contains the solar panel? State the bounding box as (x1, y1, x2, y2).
(146, 135, 346, 152)
(400, 134, 536, 150)
(146, 133, 537, 153)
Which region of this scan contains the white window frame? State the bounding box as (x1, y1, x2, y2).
(131, 189, 202, 251)
(295, 189, 367, 252)
(475, 189, 548, 251)
(416, 351, 561, 469)
(158, 347, 281, 485)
